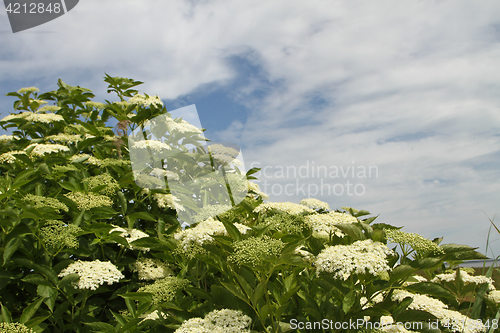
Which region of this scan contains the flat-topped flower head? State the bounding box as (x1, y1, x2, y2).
(132, 258, 172, 280)
(431, 268, 495, 291)
(40, 220, 82, 249)
(385, 229, 444, 255)
(70, 153, 102, 166)
(25, 143, 70, 157)
(45, 134, 82, 144)
(208, 144, 240, 158)
(392, 290, 485, 333)
(229, 236, 285, 267)
(132, 139, 171, 152)
(0, 150, 26, 164)
(137, 277, 189, 304)
(128, 93, 163, 107)
(254, 201, 315, 215)
(0, 322, 34, 333)
(58, 259, 124, 290)
(0, 135, 16, 143)
(85, 101, 107, 109)
(153, 193, 184, 212)
(37, 105, 61, 112)
(165, 117, 202, 134)
(300, 198, 330, 211)
(4, 111, 65, 124)
(174, 309, 252, 333)
(305, 211, 358, 238)
(64, 191, 113, 210)
(17, 87, 39, 94)
(24, 194, 68, 212)
(85, 173, 120, 196)
(315, 239, 393, 280)
(174, 217, 250, 254)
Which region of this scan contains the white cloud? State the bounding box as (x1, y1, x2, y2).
(1, 0, 500, 254)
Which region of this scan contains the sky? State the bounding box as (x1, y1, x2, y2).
(1, 1, 500, 257)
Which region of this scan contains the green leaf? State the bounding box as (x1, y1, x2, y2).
(342, 290, 356, 313)
(335, 223, 366, 240)
(20, 297, 44, 324)
(221, 219, 242, 241)
(389, 265, 416, 284)
(220, 282, 250, 304)
(405, 282, 455, 299)
(127, 211, 156, 221)
(3, 237, 22, 265)
(83, 322, 117, 333)
(1, 302, 12, 323)
(58, 273, 80, 289)
(22, 274, 53, 287)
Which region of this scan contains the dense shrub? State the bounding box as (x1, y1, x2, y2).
(0, 76, 498, 333)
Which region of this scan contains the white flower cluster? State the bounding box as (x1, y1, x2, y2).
(300, 198, 330, 211)
(0, 322, 34, 333)
(149, 168, 180, 180)
(132, 258, 172, 280)
(129, 93, 163, 107)
(174, 217, 251, 252)
(174, 309, 252, 333)
(85, 101, 106, 109)
(17, 86, 39, 94)
(208, 144, 239, 158)
(304, 212, 358, 238)
(0, 150, 26, 164)
(25, 143, 70, 157)
(431, 269, 495, 291)
(37, 105, 61, 112)
(153, 193, 184, 211)
(1, 112, 64, 124)
(132, 139, 171, 152)
(392, 290, 486, 333)
(402, 274, 428, 286)
(0, 135, 16, 142)
(139, 310, 165, 323)
(486, 290, 500, 303)
(58, 259, 124, 290)
(254, 202, 314, 214)
(315, 239, 393, 280)
(246, 181, 269, 200)
(166, 117, 202, 134)
(45, 133, 84, 144)
(110, 225, 150, 252)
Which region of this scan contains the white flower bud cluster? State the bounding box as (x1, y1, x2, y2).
(64, 191, 113, 210)
(45, 134, 82, 144)
(37, 105, 61, 112)
(300, 198, 330, 211)
(0, 135, 16, 142)
(304, 211, 358, 238)
(24, 194, 69, 212)
(254, 202, 314, 215)
(174, 309, 252, 333)
(315, 239, 393, 280)
(85, 101, 107, 109)
(58, 259, 124, 290)
(0, 322, 34, 333)
(385, 229, 444, 255)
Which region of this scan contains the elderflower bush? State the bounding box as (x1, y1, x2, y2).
(0, 76, 497, 333)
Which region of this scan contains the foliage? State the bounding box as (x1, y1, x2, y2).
(0, 76, 499, 333)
